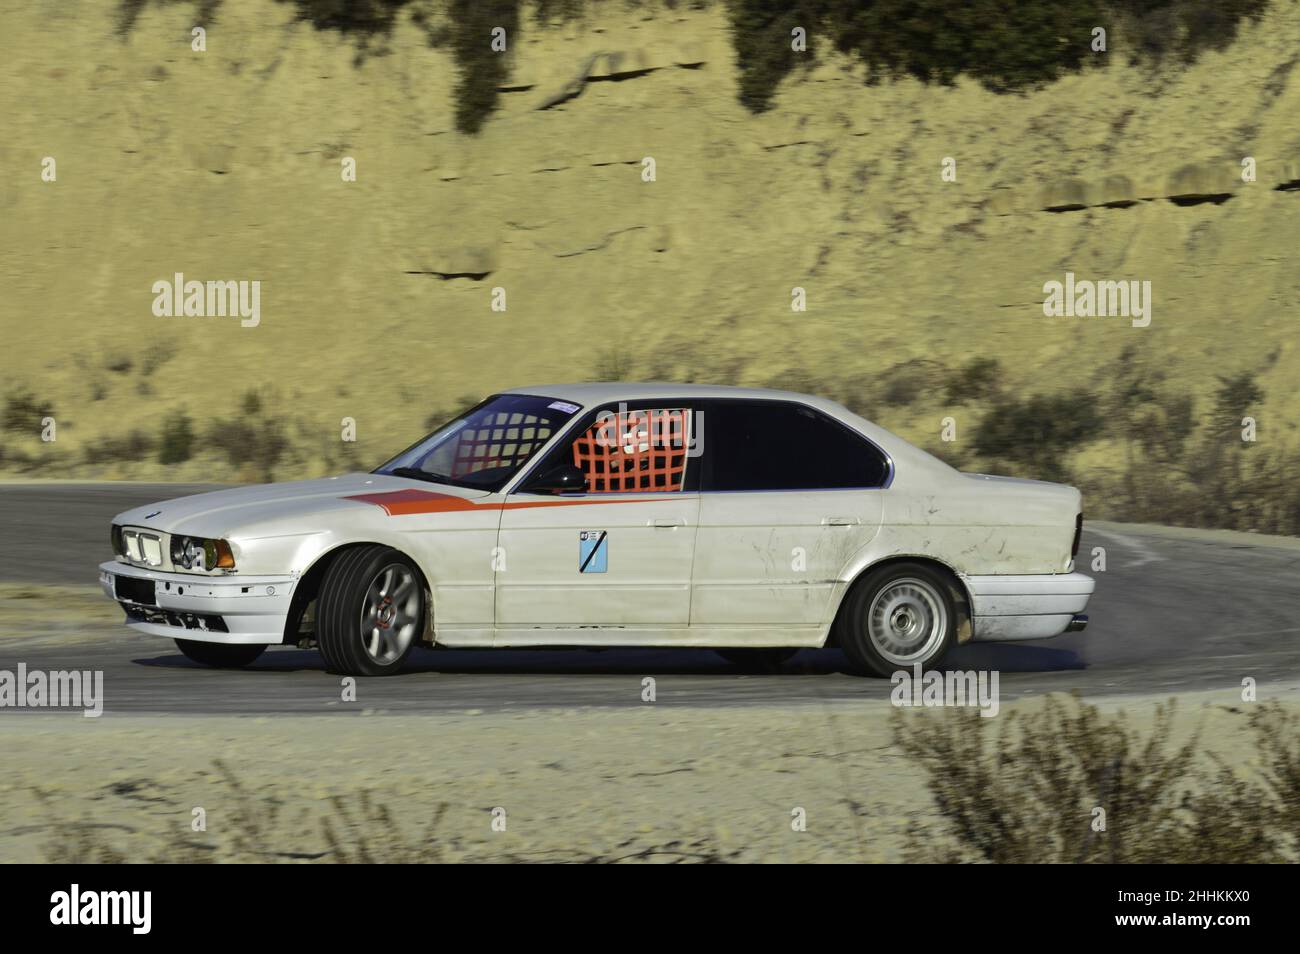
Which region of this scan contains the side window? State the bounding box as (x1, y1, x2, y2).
(571, 407, 694, 492)
(707, 401, 888, 491)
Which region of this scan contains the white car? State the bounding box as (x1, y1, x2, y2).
(100, 384, 1094, 677)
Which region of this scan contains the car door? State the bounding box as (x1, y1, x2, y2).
(364, 393, 584, 646)
(493, 401, 703, 644)
(691, 399, 887, 630)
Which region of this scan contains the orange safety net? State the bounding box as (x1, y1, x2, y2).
(451, 412, 555, 478)
(572, 408, 691, 492)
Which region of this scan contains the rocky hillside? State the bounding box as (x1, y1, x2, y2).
(2, 0, 1298, 526)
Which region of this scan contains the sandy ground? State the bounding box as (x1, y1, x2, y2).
(1, 686, 1289, 864)
(1, 585, 1294, 862)
(2, 1, 1298, 485)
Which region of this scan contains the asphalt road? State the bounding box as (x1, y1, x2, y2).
(2, 482, 1299, 714)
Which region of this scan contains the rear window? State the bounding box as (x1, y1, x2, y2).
(706, 401, 889, 491)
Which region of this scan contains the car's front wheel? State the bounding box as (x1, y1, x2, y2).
(317, 545, 424, 676)
(174, 639, 266, 668)
(836, 562, 958, 677)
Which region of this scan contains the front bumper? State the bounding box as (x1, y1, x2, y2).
(99, 560, 296, 645)
(964, 571, 1095, 642)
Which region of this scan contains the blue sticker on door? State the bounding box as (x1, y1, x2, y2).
(578, 530, 608, 573)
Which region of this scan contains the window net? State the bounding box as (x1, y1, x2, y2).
(571, 408, 691, 492)
(448, 412, 555, 478)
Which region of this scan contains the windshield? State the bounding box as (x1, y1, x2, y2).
(374, 393, 581, 492)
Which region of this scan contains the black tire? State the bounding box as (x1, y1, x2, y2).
(715, 648, 798, 673)
(174, 639, 266, 668)
(835, 562, 959, 678)
(317, 545, 424, 676)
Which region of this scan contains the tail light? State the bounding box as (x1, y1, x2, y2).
(1071, 513, 1083, 559)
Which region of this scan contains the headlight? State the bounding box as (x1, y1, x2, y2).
(170, 535, 236, 571)
(110, 524, 125, 558)
(171, 535, 201, 569)
(206, 538, 236, 570)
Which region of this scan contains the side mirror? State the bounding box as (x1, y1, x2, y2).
(526, 462, 588, 495)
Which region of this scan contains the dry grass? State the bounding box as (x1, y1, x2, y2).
(894, 696, 1297, 863)
(23, 696, 1296, 864)
(34, 759, 739, 863)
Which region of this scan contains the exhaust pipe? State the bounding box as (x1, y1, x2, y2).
(1066, 614, 1088, 633)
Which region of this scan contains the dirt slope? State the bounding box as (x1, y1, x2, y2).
(1, 0, 1297, 483)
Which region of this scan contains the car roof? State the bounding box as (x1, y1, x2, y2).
(507, 382, 824, 404)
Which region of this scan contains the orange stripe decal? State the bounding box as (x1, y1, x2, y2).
(345, 489, 670, 516)
(345, 490, 478, 516)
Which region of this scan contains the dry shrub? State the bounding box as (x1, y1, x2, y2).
(893, 695, 1291, 863)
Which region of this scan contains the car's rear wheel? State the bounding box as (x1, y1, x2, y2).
(715, 648, 798, 673)
(174, 639, 266, 668)
(836, 562, 958, 677)
(317, 545, 424, 676)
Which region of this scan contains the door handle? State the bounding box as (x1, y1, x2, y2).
(821, 516, 859, 526)
(651, 518, 686, 528)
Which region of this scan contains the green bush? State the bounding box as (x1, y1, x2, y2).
(1, 389, 55, 435)
(973, 392, 1103, 481)
(158, 411, 195, 465)
(241, 389, 263, 417)
(112, 1, 1274, 124)
(83, 431, 155, 466)
(284, 0, 426, 63)
(1115, 0, 1270, 66)
(945, 356, 1001, 404)
(1181, 370, 1266, 527)
(729, 0, 1272, 111)
(728, 0, 823, 113)
(827, 0, 1104, 90)
(877, 358, 943, 407)
(1068, 358, 1300, 535)
(450, 0, 522, 133)
(208, 415, 289, 479)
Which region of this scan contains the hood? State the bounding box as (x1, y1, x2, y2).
(112, 473, 491, 539)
